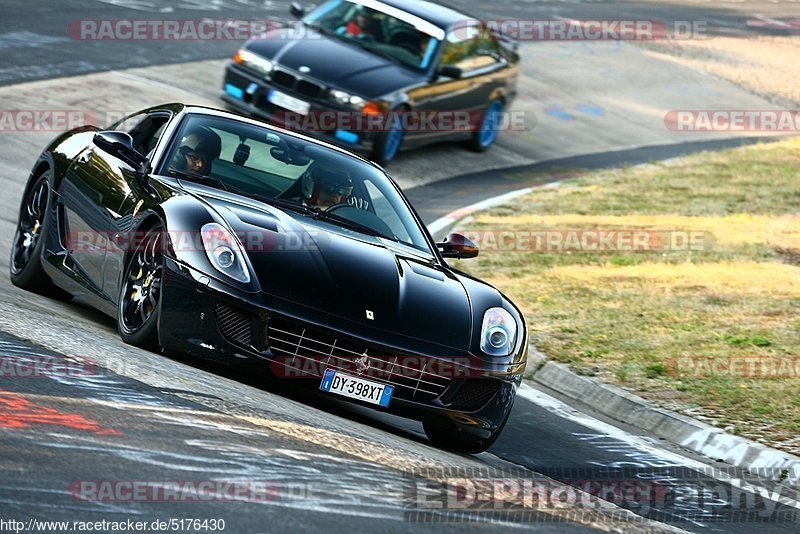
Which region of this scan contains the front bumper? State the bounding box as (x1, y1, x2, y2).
(158, 257, 525, 440)
(221, 62, 377, 155)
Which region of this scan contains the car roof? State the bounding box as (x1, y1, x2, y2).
(366, 0, 472, 31)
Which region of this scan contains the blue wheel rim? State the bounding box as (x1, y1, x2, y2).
(384, 114, 403, 161)
(479, 101, 502, 147)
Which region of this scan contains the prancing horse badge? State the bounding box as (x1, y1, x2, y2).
(366, 310, 374, 320)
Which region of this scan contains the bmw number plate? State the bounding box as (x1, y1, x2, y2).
(268, 89, 310, 115)
(320, 369, 394, 407)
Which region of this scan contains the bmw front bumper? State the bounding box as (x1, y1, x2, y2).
(221, 62, 377, 156)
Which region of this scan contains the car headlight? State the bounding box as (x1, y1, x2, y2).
(200, 223, 251, 283)
(329, 89, 366, 109)
(480, 307, 517, 356)
(233, 48, 273, 75)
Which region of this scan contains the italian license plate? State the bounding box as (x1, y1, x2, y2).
(268, 89, 310, 115)
(320, 369, 394, 407)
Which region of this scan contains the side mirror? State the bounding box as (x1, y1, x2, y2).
(437, 64, 463, 79)
(289, 2, 305, 18)
(93, 131, 147, 169)
(437, 232, 479, 259)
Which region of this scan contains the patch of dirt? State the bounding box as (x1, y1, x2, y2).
(774, 246, 800, 266)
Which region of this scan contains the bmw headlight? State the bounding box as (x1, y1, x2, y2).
(200, 223, 251, 284)
(480, 307, 517, 356)
(329, 89, 366, 109)
(233, 48, 273, 75)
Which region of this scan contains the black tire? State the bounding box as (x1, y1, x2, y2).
(9, 169, 71, 300)
(423, 412, 509, 454)
(117, 224, 164, 350)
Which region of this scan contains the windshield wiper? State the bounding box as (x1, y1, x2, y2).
(311, 208, 395, 241)
(256, 195, 318, 215)
(170, 170, 322, 215)
(303, 20, 332, 36)
(168, 169, 232, 193)
(170, 170, 285, 206)
(223, 190, 390, 240)
(343, 36, 403, 66)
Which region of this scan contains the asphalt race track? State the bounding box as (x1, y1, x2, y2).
(3, 0, 800, 86)
(1, 0, 799, 532)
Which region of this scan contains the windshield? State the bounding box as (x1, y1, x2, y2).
(304, 0, 442, 70)
(159, 113, 431, 252)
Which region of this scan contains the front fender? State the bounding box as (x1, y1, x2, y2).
(153, 192, 261, 294)
(456, 271, 528, 373)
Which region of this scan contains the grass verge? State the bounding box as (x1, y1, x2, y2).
(453, 137, 800, 452)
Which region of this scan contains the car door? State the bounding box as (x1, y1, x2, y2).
(61, 140, 131, 295)
(101, 111, 172, 301)
(409, 25, 509, 143)
(61, 111, 169, 299)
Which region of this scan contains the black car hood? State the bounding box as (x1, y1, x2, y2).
(201, 192, 473, 351)
(246, 27, 426, 99)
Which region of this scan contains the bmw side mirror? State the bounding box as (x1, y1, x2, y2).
(437, 232, 479, 259)
(290, 2, 305, 18)
(437, 65, 463, 79)
(93, 131, 147, 169)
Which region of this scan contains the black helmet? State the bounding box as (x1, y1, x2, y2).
(172, 126, 222, 174)
(302, 165, 353, 201)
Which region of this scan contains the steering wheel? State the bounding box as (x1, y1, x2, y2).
(323, 203, 399, 240)
(324, 203, 352, 213)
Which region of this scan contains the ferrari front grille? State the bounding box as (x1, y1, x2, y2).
(214, 303, 253, 347)
(266, 318, 452, 403)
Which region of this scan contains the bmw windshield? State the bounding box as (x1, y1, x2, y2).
(303, 0, 443, 70)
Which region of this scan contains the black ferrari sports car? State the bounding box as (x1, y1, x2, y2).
(10, 103, 527, 453)
(222, 0, 519, 165)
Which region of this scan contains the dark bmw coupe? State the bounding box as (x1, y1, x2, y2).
(10, 104, 527, 452)
(222, 0, 519, 165)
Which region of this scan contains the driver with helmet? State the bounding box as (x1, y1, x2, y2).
(170, 126, 222, 176)
(302, 165, 354, 209)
